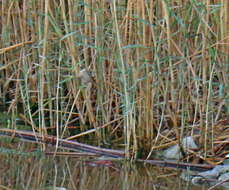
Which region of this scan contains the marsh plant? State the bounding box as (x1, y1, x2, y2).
(0, 0, 228, 158)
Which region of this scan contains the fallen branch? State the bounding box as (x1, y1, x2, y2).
(0, 128, 215, 172)
(138, 159, 214, 172)
(0, 128, 125, 158)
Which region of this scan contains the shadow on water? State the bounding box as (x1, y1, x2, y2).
(0, 143, 210, 190)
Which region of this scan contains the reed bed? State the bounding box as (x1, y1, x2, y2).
(0, 0, 228, 159)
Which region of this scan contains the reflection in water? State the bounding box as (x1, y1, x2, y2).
(0, 148, 209, 190)
(181, 165, 229, 189)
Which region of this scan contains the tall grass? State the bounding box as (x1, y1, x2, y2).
(0, 0, 228, 158)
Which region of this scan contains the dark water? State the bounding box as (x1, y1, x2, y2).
(0, 143, 210, 190)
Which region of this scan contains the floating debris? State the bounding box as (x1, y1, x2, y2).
(181, 154, 229, 188)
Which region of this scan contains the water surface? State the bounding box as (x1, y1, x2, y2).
(0, 142, 210, 190)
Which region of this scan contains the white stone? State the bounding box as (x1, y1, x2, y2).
(163, 136, 198, 160)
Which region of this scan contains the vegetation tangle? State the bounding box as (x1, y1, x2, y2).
(0, 0, 229, 161)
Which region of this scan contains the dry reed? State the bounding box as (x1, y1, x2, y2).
(0, 0, 228, 159)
